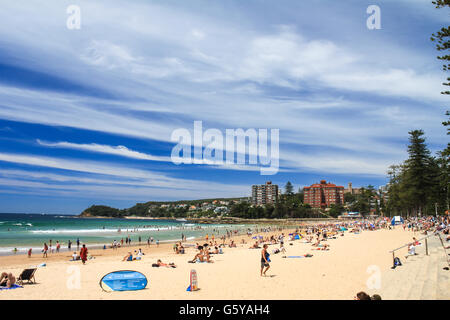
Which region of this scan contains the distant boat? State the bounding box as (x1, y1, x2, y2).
(176, 218, 187, 222)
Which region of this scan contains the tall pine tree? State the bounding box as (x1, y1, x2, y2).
(402, 130, 436, 216)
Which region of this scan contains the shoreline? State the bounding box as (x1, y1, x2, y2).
(0, 225, 292, 268)
(0, 217, 361, 257)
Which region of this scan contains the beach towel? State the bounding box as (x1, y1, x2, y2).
(0, 284, 23, 291)
(282, 254, 313, 258)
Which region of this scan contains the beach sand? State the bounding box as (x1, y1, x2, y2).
(0, 227, 414, 300)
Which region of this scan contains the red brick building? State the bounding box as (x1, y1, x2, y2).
(303, 180, 345, 208)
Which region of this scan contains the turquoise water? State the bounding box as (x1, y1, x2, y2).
(0, 213, 250, 255)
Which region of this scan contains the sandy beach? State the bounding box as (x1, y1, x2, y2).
(0, 226, 417, 300)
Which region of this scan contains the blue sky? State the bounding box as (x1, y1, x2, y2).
(0, 0, 448, 214)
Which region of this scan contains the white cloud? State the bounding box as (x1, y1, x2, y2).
(36, 140, 172, 163)
(0, 153, 250, 199)
(0, 0, 446, 187)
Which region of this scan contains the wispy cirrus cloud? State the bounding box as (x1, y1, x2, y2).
(0, 153, 250, 196)
(36, 139, 172, 163)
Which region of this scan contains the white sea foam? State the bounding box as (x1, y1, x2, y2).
(29, 226, 179, 234)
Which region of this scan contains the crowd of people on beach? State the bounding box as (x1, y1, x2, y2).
(2, 215, 448, 299)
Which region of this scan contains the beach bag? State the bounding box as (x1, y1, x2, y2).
(394, 257, 402, 266)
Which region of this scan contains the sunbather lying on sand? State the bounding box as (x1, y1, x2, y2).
(156, 259, 177, 268)
(0, 272, 16, 288)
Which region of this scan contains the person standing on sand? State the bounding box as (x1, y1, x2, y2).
(260, 244, 270, 277)
(80, 244, 88, 265)
(28, 248, 32, 258)
(43, 243, 48, 258)
(68, 240, 72, 251)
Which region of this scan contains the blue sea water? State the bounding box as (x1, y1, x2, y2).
(0, 213, 249, 255)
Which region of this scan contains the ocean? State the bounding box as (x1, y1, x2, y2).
(0, 213, 251, 256)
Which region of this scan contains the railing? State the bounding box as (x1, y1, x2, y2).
(436, 233, 450, 268)
(389, 231, 439, 268)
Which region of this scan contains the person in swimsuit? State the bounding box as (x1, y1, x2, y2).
(156, 259, 177, 268)
(0, 272, 16, 288)
(123, 252, 134, 261)
(43, 243, 48, 258)
(260, 244, 270, 276)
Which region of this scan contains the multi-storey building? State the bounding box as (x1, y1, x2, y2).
(304, 180, 345, 208)
(251, 181, 279, 206)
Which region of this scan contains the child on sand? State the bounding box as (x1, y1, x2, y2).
(72, 252, 79, 261)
